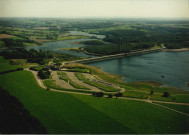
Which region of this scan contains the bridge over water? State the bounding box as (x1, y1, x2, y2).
(63, 48, 164, 65)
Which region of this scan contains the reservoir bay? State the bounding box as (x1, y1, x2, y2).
(26, 38, 96, 57)
(87, 51, 189, 91)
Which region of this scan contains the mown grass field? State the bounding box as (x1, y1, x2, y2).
(57, 35, 89, 41)
(123, 83, 189, 103)
(0, 41, 5, 47)
(23, 42, 38, 46)
(123, 90, 149, 99)
(0, 56, 21, 72)
(0, 70, 188, 134)
(0, 34, 15, 39)
(156, 103, 189, 115)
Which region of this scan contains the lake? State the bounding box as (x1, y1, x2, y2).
(26, 38, 96, 57)
(87, 51, 189, 91)
(26, 31, 105, 57)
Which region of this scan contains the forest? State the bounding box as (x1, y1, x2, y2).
(0, 48, 81, 65)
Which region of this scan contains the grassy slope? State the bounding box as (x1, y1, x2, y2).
(156, 103, 189, 115)
(0, 87, 47, 134)
(124, 83, 189, 103)
(63, 63, 122, 84)
(0, 41, 5, 47)
(0, 71, 130, 134)
(0, 56, 21, 72)
(0, 71, 188, 134)
(74, 94, 189, 134)
(75, 72, 120, 92)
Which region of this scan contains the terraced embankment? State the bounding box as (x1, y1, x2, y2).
(51, 71, 74, 89)
(66, 72, 101, 92)
(43, 70, 123, 93)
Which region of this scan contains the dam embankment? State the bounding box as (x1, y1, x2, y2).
(64, 48, 164, 64)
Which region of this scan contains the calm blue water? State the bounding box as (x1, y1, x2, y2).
(87, 51, 189, 91)
(26, 31, 105, 57)
(25, 38, 96, 57)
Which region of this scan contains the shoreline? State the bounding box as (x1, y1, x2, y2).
(162, 48, 189, 52)
(80, 48, 189, 56)
(82, 49, 104, 56)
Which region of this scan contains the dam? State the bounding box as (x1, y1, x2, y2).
(63, 48, 164, 64)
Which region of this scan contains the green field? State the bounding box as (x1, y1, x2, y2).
(23, 42, 37, 46)
(156, 103, 189, 115)
(122, 82, 189, 103)
(57, 35, 89, 41)
(0, 71, 188, 134)
(0, 56, 21, 72)
(123, 90, 149, 99)
(0, 56, 189, 134)
(0, 41, 5, 47)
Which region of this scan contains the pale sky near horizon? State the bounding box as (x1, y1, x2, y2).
(0, 0, 188, 18)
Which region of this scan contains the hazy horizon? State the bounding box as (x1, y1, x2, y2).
(0, 0, 189, 19)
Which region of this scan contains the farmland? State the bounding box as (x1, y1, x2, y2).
(0, 18, 189, 52)
(0, 69, 188, 134)
(0, 18, 189, 134)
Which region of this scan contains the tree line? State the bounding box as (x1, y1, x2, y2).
(0, 48, 53, 65)
(100, 26, 189, 49)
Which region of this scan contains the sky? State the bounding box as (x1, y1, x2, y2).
(0, 0, 188, 18)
